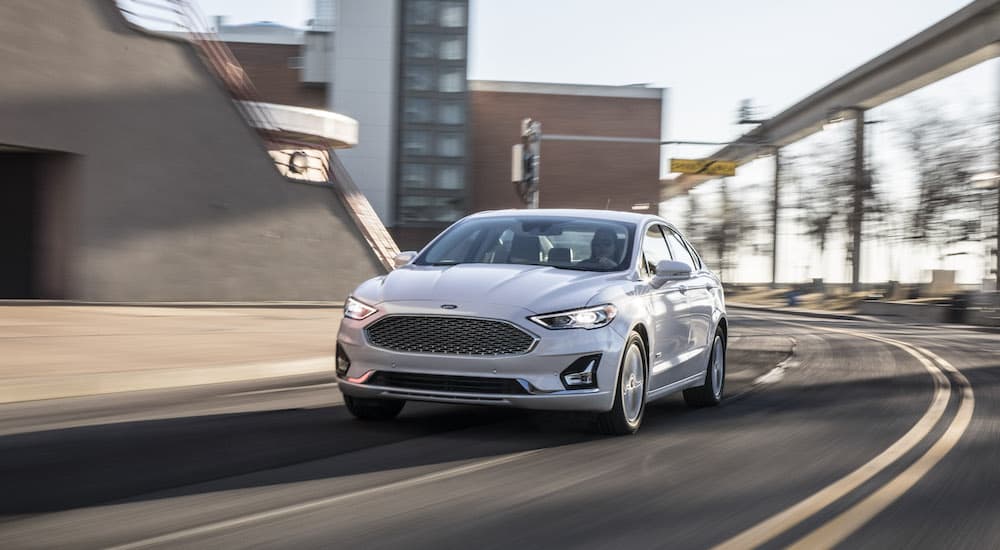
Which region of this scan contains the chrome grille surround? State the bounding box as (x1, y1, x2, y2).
(364, 315, 537, 356)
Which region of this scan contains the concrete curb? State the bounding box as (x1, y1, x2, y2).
(728, 303, 1000, 334)
(0, 357, 335, 404)
(728, 303, 870, 322)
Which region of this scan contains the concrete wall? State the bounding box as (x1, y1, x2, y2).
(0, 0, 383, 301)
(331, 0, 399, 225)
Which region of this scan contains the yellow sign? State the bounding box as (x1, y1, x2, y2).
(670, 158, 737, 177)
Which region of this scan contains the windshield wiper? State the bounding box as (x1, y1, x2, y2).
(517, 262, 597, 272)
(427, 260, 463, 266)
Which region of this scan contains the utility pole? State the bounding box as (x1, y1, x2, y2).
(771, 148, 780, 288)
(851, 108, 865, 292)
(996, 61, 1000, 289)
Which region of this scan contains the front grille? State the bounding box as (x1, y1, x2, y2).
(364, 315, 536, 355)
(367, 371, 529, 395)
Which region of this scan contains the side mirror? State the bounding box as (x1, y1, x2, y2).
(392, 251, 417, 268)
(651, 259, 692, 288)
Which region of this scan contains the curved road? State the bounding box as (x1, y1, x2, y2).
(0, 309, 997, 549)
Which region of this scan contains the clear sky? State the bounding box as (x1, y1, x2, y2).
(200, 0, 975, 154)
(469, 0, 973, 144)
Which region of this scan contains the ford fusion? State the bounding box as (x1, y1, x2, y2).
(336, 209, 727, 434)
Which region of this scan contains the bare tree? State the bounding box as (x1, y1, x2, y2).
(898, 102, 988, 253)
(702, 178, 755, 280)
(792, 138, 851, 265)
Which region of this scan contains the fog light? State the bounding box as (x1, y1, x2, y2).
(336, 345, 351, 377)
(560, 354, 602, 389)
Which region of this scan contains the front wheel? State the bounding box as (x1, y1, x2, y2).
(343, 395, 405, 421)
(683, 332, 726, 407)
(597, 333, 647, 435)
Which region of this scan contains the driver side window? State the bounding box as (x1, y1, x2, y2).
(641, 225, 671, 276)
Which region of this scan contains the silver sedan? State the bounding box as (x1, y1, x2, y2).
(336, 209, 727, 434)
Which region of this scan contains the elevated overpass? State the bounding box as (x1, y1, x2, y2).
(663, 0, 1000, 287)
(663, 0, 1000, 199)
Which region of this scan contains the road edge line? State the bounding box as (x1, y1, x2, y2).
(711, 319, 953, 550)
(787, 346, 974, 548)
(104, 449, 540, 550)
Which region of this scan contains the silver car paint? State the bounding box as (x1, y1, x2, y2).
(337, 209, 726, 412)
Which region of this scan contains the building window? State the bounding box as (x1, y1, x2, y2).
(407, 0, 435, 25)
(439, 2, 466, 27)
(401, 163, 431, 188)
(287, 56, 303, 69)
(436, 165, 464, 189)
(437, 133, 464, 157)
(398, 195, 464, 223)
(438, 69, 464, 93)
(438, 101, 464, 124)
(403, 131, 433, 156)
(405, 65, 434, 91)
(439, 37, 465, 60)
(404, 97, 434, 123)
(405, 34, 435, 59)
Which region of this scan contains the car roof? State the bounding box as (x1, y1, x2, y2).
(467, 208, 666, 226)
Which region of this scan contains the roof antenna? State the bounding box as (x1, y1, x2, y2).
(605, 198, 611, 209)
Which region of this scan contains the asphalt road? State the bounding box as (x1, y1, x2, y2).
(1, 310, 997, 549)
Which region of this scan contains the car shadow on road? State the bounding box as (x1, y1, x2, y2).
(0, 398, 604, 515)
(3, 359, 995, 518)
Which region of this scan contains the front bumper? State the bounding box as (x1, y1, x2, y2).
(336, 301, 627, 412)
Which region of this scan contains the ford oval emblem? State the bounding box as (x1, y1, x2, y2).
(440, 304, 458, 309)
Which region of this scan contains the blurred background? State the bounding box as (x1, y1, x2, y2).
(1, 0, 997, 322)
(2, 4, 1000, 548)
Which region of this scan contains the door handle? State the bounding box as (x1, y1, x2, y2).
(678, 284, 688, 293)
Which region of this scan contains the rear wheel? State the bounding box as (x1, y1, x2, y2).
(683, 332, 725, 407)
(343, 395, 405, 421)
(597, 333, 647, 435)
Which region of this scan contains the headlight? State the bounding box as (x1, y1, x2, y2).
(344, 296, 378, 320)
(529, 304, 617, 330)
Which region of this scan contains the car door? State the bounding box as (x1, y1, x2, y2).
(640, 223, 693, 390)
(662, 225, 715, 380)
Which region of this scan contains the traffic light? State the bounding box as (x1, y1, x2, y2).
(511, 118, 541, 208)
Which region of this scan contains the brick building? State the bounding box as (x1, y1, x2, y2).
(395, 80, 667, 249)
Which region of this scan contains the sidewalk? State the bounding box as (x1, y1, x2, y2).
(0, 304, 343, 404)
(0, 303, 804, 405)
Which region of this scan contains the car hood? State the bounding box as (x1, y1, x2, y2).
(354, 264, 628, 314)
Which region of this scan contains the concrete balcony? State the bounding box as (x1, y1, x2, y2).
(239, 101, 359, 149)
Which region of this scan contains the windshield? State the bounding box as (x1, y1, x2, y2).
(415, 216, 636, 272)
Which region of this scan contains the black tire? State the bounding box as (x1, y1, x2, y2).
(597, 332, 647, 435)
(343, 395, 406, 421)
(683, 332, 726, 408)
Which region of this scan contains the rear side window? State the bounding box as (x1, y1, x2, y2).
(641, 225, 671, 275)
(663, 227, 697, 271)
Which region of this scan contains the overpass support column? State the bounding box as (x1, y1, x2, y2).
(851, 109, 866, 292)
(771, 148, 780, 288)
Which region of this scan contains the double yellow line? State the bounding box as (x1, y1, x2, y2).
(714, 320, 974, 550)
